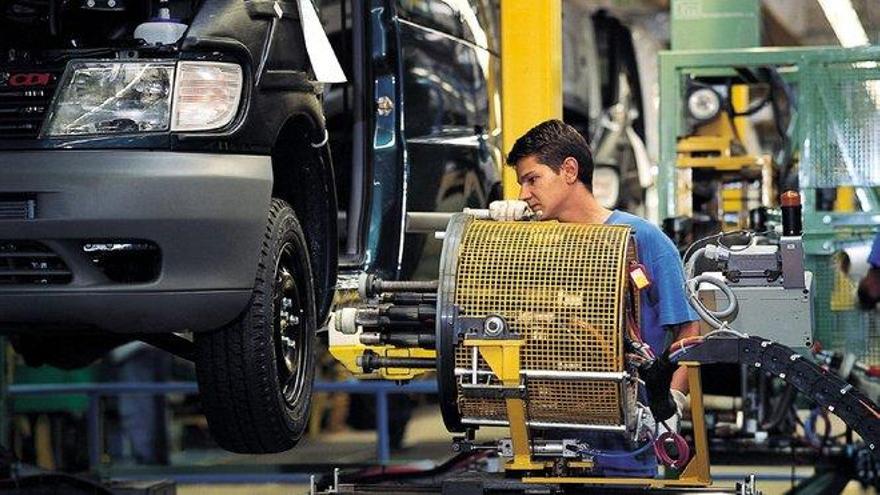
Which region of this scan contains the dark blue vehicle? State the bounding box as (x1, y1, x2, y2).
(0, 0, 501, 454)
(319, 0, 502, 283)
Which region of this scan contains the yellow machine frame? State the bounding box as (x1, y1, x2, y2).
(676, 85, 764, 172)
(470, 328, 712, 487)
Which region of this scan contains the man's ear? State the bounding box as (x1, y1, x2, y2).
(561, 157, 579, 184)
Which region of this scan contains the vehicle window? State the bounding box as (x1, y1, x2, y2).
(397, 0, 497, 52)
(397, 7, 502, 278)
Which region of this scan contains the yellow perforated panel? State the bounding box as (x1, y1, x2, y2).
(452, 221, 636, 427)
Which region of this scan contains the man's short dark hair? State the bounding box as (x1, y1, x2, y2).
(506, 119, 594, 191)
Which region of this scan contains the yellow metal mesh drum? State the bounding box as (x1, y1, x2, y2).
(436, 214, 639, 433)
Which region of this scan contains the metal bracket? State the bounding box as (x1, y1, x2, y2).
(455, 314, 516, 341)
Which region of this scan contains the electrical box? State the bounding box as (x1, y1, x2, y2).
(698, 271, 814, 349)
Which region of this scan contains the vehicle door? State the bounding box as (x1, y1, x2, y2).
(395, 0, 502, 280)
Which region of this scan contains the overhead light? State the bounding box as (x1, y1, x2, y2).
(817, 0, 869, 47)
(817, 1, 880, 110)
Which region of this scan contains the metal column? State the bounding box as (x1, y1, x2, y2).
(500, 0, 563, 199)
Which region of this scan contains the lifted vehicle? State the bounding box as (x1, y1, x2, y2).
(0, 0, 501, 454)
(0, 0, 337, 453)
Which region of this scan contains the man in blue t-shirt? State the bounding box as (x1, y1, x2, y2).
(858, 232, 880, 309)
(490, 119, 701, 476)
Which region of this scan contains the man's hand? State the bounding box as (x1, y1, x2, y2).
(671, 389, 689, 418)
(658, 390, 688, 435)
(488, 200, 534, 221)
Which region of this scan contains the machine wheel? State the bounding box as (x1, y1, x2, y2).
(194, 199, 317, 453)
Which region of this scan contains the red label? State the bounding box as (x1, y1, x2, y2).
(9, 73, 52, 87)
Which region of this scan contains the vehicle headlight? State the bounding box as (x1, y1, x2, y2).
(172, 61, 243, 132)
(43, 60, 243, 137)
(44, 61, 175, 136)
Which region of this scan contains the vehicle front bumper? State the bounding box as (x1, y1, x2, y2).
(0, 150, 273, 333)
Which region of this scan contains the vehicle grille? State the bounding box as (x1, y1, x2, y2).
(0, 67, 64, 139)
(0, 241, 72, 285)
(0, 196, 35, 220)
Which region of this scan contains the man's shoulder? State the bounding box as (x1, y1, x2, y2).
(607, 211, 661, 236)
(607, 211, 677, 252)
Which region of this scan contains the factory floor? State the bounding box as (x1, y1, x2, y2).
(157, 405, 877, 495)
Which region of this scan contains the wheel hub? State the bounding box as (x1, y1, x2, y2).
(274, 248, 308, 408)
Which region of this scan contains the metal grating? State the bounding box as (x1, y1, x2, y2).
(452, 221, 635, 426)
(0, 198, 35, 219)
(526, 380, 622, 425)
(800, 63, 880, 187)
(807, 252, 880, 365)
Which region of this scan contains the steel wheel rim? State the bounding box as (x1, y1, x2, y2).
(274, 242, 308, 408)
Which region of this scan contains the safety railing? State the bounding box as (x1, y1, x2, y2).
(8, 380, 438, 468)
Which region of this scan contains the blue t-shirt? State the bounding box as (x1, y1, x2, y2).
(551, 211, 700, 478)
(869, 232, 880, 268)
(605, 210, 700, 354)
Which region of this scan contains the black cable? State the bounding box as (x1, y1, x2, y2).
(761, 383, 797, 431)
(789, 405, 805, 429)
(725, 76, 773, 117)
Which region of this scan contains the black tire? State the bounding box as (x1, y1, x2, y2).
(194, 199, 317, 453)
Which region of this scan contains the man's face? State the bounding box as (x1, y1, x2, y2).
(515, 155, 575, 221)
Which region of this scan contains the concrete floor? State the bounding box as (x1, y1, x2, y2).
(166, 406, 878, 495)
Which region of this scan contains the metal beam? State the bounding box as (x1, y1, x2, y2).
(500, 0, 563, 199)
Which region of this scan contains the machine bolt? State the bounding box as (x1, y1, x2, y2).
(107, 0, 116, 6)
(484, 316, 506, 337)
(279, 297, 299, 328)
(282, 272, 295, 291)
(754, 362, 761, 368)
(86, 0, 95, 6)
(823, 215, 832, 225)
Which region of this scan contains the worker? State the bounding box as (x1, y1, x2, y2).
(858, 232, 880, 309)
(490, 119, 701, 476)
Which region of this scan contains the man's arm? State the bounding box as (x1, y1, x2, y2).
(669, 320, 701, 394)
